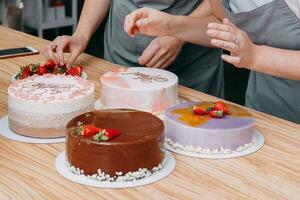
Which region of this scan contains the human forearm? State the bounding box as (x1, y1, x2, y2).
(74, 0, 111, 41)
(251, 45, 300, 80)
(169, 15, 220, 47)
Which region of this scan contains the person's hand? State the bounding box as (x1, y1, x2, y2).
(139, 36, 184, 69)
(124, 7, 175, 38)
(206, 18, 258, 69)
(42, 34, 89, 68)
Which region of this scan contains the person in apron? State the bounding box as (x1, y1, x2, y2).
(124, 0, 300, 123)
(43, 0, 224, 97)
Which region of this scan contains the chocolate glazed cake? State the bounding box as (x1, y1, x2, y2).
(66, 109, 165, 181)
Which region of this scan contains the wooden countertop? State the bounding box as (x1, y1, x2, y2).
(0, 26, 299, 200)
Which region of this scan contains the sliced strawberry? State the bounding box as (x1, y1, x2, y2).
(37, 65, 48, 75)
(44, 60, 56, 72)
(66, 65, 82, 76)
(192, 106, 207, 115)
(209, 110, 224, 118)
(77, 125, 100, 137)
(93, 129, 122, 141)
(214, 101, 229, 115)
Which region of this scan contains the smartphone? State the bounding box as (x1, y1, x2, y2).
(0, 46, 39, 59)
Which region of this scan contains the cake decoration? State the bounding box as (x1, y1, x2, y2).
(122, 72, 168, 83)
(165, 102, 256, 154)
(66, 109, 165, 181)
(76, 124, 122, 141)
(100, 67, 178, 114)
(8, 74, 95, 138)
(15, 60, 83, 80)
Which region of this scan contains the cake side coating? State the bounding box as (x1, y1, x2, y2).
(100, 68, 178, 113)
(7, 74, 95, 138)
(165, 102, 255, 150)
(66, 110, 165, 177)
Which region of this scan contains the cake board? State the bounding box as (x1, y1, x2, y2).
(55, 150, 176, 188)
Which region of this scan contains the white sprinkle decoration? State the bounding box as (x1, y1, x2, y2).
(165, 138, 256, 156)
(65, 159, 165, 183)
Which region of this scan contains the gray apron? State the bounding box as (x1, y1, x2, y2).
(104, 0, 224, 97)
(223, 0, 300, 123)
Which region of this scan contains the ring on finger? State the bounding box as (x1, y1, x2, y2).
(234, 36, 239, 45)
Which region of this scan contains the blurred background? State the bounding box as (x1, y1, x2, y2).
(0, 0, 250, 105)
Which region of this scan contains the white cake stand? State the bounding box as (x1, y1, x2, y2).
(55, 150, 176, 188)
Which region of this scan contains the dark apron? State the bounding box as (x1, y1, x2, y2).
(223, 0, 300, 124)
(104, 0, 224, 97)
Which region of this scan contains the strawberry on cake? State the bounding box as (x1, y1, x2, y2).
(8, 74, 95, 138)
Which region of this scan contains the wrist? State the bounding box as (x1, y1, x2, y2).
(247, 44, 262, 71)
(73, 31, 90, 45)
(169, 15, 185, 38)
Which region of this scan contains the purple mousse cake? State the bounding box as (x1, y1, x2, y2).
(164, 102, 255, 154)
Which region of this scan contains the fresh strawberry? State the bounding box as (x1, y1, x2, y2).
(37, 65, 48, 75)
(214, 101, 229, 115)
(16, 71, 30, 79)
(77, 125, 100, 137)
(66, 65, 83, 76)
(93, 129, 122, 141)
(44, 60, 56, 72)
(192, 106, 207, 115)
(23, 65, 33, 75)
(209, 110, 224, 118)
(52, 65, 67, 74)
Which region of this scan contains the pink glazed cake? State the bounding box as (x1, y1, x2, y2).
(8, 74, 95, 138)
(100, 67, 178, 114)
(164, 102, 256, 154)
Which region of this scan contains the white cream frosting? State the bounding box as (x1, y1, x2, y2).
(8, 74, 94, 114)
(100, 68, 178, 112)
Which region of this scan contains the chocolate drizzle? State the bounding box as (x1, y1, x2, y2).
(20, 82, 79, 95)
(122, 72, 168, 83)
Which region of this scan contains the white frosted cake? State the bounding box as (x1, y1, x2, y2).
(8, 74, 95, 138)
(100, 67, 178, 114)
(165, 102, 256, 155)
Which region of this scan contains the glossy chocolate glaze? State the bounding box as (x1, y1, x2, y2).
(66, 109, 165, 176)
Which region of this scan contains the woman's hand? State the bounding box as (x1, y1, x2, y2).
(124, 7, 175, 38)
(42, 34, 89, 68)
(206, 18, 258, 69)
(139, 36, 184, 69)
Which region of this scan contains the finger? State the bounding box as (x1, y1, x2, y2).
(221, 54, 241, 65)
(159, 54, 174, 69)
(56, 44, 65, 66)
(136, 18, 151, 32)
(139, 42, 160, 65)
(146, 48, 169, 67)
(153, 55, 171, 68)
(128, 8, 149, 36)
(207, 29, 237, 43)
(66, 49, 81, 68)
(207, 22, 236, 34)
(45, 44, 58, 64)
(223, 18, 237, 28)
(211, 39, 238, 52)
